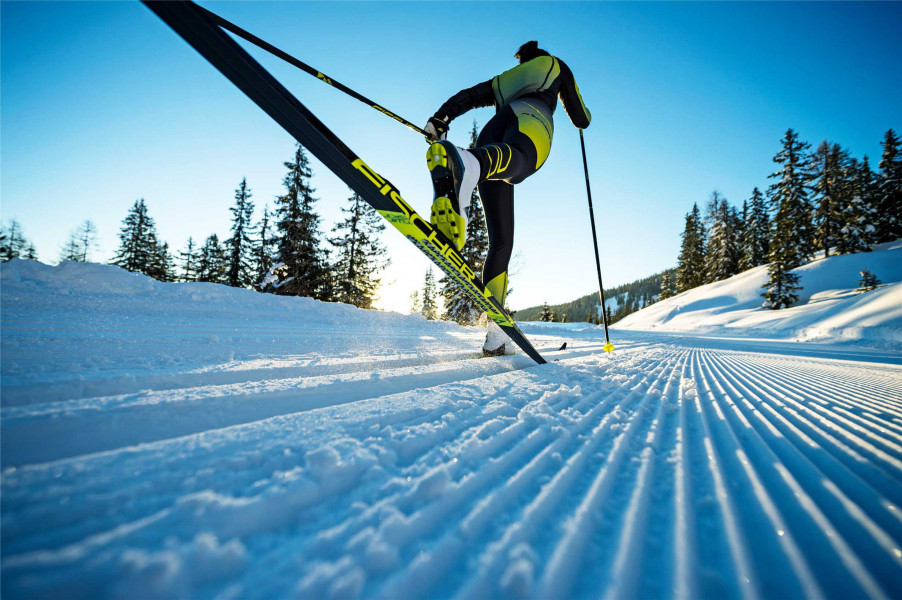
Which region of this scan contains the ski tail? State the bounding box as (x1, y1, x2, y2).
(142, 0, 546, 364)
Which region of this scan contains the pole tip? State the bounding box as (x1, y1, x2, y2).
(603, 342, 615, 353)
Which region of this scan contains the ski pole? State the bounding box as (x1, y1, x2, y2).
(579, 130, 615, 353)
(194, 4, 429, 139)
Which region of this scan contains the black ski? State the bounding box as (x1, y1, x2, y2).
(142, 1, 547, 364)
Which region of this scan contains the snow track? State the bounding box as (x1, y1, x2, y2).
(3, 333, 901, 599)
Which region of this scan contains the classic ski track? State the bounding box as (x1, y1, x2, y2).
(3, 337, 902, 600)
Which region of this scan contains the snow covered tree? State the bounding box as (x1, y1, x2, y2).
(676, 203, 706, 292)
(811, 142, 848, 257)
(767, 129, 815, 262)
(442, 121, 491, 324)
(704, 191, 741, 283)
(253, 206, 275, 291)
(179, 237, 199, 282)
(837, 156, 878, 254)
(225, 178, 256, 288)
(265, 144, 332, 299)
(421, 267, 438, 320)
(761, 259, 800, 310)
(409, 289, 421, 314)
(111, 199, 166, 278)
(740, 188, 770, 270)
(196, 234, 228, 283)
(858, 268, 880, 292)
(60, 220, 99, 263)
(0, 219, 38, 262)
(329, 191, 389, 309)
(876, 129, 902, 243)
(539, 301, 554, 322)
(659, 271, 677, 300)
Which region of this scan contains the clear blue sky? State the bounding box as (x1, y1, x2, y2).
(3, 1, 900, 313)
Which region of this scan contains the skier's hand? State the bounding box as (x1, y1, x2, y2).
(424, 116, 449, 141)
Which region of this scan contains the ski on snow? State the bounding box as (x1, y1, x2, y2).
(142, 1, 547, 364)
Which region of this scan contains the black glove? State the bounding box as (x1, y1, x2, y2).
(424, 115, 449, 141)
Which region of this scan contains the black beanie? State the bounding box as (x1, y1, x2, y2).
(515, 41, 550, 63)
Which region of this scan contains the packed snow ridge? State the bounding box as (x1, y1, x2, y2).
(2, 255, 901, 599)
(618, 240, 902, 345)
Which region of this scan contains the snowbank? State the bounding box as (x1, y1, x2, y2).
(616, 241, 902, 345)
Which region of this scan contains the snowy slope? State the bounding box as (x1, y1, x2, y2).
(2, 260, 902, 600)
(617, 241, 902, 344)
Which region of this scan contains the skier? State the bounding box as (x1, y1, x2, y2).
(423, 40, 591, 356)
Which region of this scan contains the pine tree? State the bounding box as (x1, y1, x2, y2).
(111, 199, 165, 277)
(761, 259, 801, 309)
(1, 220, 38, 262)
(148, 241, 176, 282)
(179, 237, 199, 282)
(704, 191, 741, 283)
(767, 129, 815, 262)
(659, 271, 676, 300)
(676, 203, 706, 292)
(265, 144, 332, 299)
(226, 178, 256, 288)
(329, 191, 389, 309)
(858, 268, 880, 292)
(740, 188, 770, 270)
(60, 220, 99, 263)
(838, 156, 878, 254)
(876, 129, 902, 242)
(442, 121, 491, 324)
(539, 301, 554, 322)
(811, 142, 848, 257)
(253, 206, 274, 290)
(409, 289, 421, 314)
(196, 234, 228, 283)
(421, 267, 438, 320)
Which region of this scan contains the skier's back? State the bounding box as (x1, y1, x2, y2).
(423, 41, 591, 356)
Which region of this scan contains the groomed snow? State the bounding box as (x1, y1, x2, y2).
(2, 259, 901, 599)
(617, 241, 902, 345)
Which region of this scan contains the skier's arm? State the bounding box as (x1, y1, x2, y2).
(557, 60, 591, 129)
(433, 80, 495, 123)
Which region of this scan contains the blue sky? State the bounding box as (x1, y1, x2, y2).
(3, 1, 900, 313)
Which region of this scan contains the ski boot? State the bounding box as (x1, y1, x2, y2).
(483, 321, 516, 357)
(426, 140, 479, 251)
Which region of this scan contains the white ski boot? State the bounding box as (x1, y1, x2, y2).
(482, 321, 516, 357)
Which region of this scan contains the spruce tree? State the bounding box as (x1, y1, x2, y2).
(329, 191, 389, 309)
(876, 129, 902, 242)
(539, 301, 554, 322)
(179, 237, 198, 282)
(838, 157, 878, 254)
(253, 206, 274, 290)
(409, 289, 421, 314)
(676, 203, 706, 292)
(704, 192, 741, 283)
(421, 267, 438, 320)
(149, 241, 176, 282)
(442, 121, 491, 324)
(767, 129, 815, 262)
(740, 188, 770, 270)
(196, 234, 228, 283)
(111, 199, 164, 277)
(225, 178, 256, 288)
(659, 271, 676, 300)
(811, 142, 848, 257)
(266, 144, 331, 299)
(858, 268, 880, 292)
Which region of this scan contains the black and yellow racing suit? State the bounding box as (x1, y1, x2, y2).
(435, 55, 591, 307)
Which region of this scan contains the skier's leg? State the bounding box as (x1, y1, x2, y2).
(471, 100, 553, 185)
(478, 177, 516, 355)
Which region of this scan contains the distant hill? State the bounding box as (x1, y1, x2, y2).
(516, 270, 673, 323)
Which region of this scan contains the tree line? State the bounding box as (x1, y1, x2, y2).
(668, 128, 901, 308)
(0, 143, 391, 310)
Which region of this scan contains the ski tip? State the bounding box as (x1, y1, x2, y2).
(558, 342, 567, 351)
(603, 342, 615, 353)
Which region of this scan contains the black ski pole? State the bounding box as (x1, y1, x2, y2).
(579, 130, 614, 352)
(194, 4, 429, 139)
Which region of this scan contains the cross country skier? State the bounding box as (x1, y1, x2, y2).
(423, 40, 591, 356)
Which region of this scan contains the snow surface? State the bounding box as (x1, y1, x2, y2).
(2, 259, 902, 599)
(618, 241, 902, 345)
